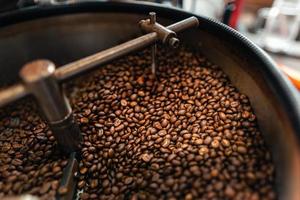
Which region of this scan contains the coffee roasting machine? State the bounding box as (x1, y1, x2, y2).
(0, 1, 300, 200)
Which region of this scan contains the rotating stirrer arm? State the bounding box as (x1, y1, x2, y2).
(0, 13, 199, 154)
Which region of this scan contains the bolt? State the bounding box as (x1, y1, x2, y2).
(149, 12, 156, 24)
(169, 37, 180, 48)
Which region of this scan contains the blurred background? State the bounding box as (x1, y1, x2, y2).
(136, 0, 300, 89)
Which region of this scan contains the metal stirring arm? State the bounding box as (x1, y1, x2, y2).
(0, 14, 199, 154)
(0, 16, 198, 107)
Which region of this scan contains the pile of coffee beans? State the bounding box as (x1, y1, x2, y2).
(70, 47, 276, 200)
(0, 100, 68, 200)
(0, 46, 276, 200)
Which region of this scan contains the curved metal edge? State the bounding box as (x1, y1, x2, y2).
(0, 1, 299, 144)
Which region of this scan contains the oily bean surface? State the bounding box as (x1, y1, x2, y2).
(0, 100, 68, 200)
(69, 47, 277, 200)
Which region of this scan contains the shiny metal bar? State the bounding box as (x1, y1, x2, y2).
(20, 60, 82, 154)
(55, 32, 158, 81)
(167, 16, 199, 33)
(0, 84, 28, 107)
(150, 12, 157, 78)
(0, 17, 199, 107)
(151, 43, 157, 78)
(20, 60, 70, 122)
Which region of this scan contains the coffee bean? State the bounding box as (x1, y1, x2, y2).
(90, 179, 98, 189)
(221, 139, 230, 147)
(178, 110, 186, 116)
(141, 153, 152, 162)
(219, 112, 227, 120)
(190, 166, 201, 176)
(199, 147, 209, 155)
(87, 154, 94, 161)
(124, 177, 133, 185)
(237, 146, 247, 154)
(194, 139, 203, 145)
(51, 180, 59, 190)
(58, 186, 68, 195)
(52, 166, 61, 173)
(114, 118, 122, 127)
(158, 130, 167, 137)
(154, 122, 162, 130)
(112, 186, 119, 195)
(40, 182, 51, 194)
(78, 180, 85, 189)
(183, 133, 192, 140)
(11, 159, 23, 166)
(161, 119, 169, 128)
(242, 111, 250, 119)
(81, 193, 90, 200)
(225, 186, 236, 198)
(204, 136, 212, 145)
(121, 99, 128, 106)
(211, 140, 220, 149)
(185, 193, 193, 200)
(80, 167, 88, 174)
(115, 124, 124, 132)
(102, 179, 110, 188)
(108, 148, 114, 158)
(161, 138, 170, 148)
(211, 169, 219, 177)
(80, 117, 89, 124)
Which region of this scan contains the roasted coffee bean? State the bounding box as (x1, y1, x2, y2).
(211, 140, 220, 149)
(0, 46, 276, 200)
(0, 100, 68, 199)
(58, 186, 68, 195)
(221, 139, 230, 147)
(77, 180, 85, 189)
(161, 138, 170, 148)
(124, 177, 133, 185)
(237, 146, 248, 154)
(141, 153, 152, 162)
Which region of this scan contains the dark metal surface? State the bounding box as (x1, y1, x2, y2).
(0, 1, 299, 200)
(57, 152, 78, 200)
(49, 112, 82, 154)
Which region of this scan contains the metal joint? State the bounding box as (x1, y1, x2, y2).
(139, 12, 180, 48)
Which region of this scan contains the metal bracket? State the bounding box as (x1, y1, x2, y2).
(139, 12, 180, 48)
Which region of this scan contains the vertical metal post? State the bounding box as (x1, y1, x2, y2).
(149, 12, 157, 79)
(19, 60, 82, 154)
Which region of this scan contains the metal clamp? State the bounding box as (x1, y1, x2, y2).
(139, 12, 180, 48)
